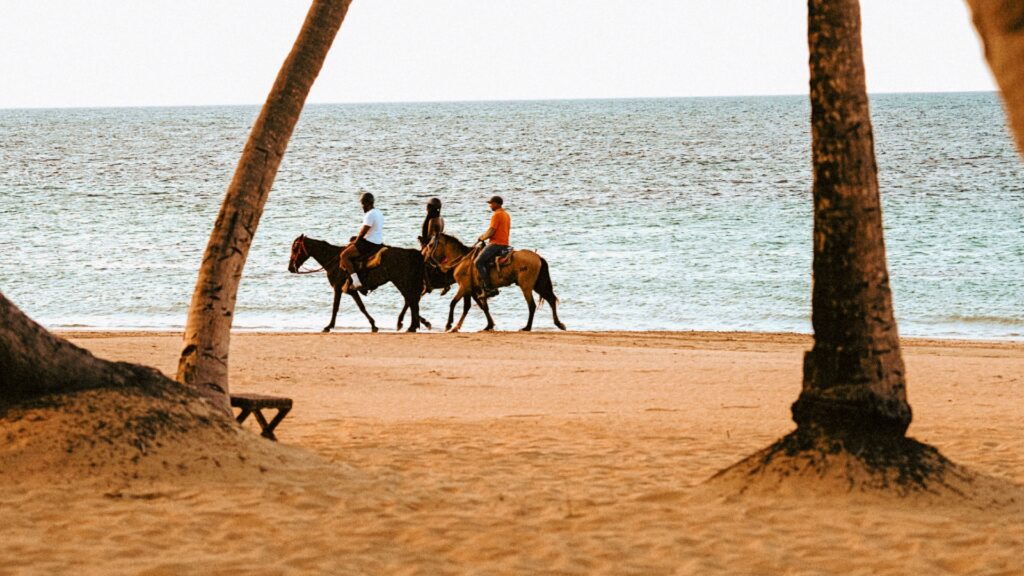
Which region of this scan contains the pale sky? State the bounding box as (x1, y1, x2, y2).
(0, 0, 995, 109)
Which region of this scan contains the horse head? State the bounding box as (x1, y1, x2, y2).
(426, 234, 460, 269)
(288, 234, 309, 273)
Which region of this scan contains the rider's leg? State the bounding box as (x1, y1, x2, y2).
(340, 244, 362, 289)
(474, 244, 502, 295)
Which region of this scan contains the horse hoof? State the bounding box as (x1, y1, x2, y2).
(371, 326, 379, 333)
(396, 323, 403, 331)
(557, 323, 566, 331)
(422, 321, 432, 330)
(520, 327, 532, 332)
(406, 327, 418, 333)
(322, 327, 332, 333)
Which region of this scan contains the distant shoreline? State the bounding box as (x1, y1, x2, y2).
(54, 329, 1024, 348)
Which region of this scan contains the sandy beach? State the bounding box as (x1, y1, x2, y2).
(1, 330, 1022, 575)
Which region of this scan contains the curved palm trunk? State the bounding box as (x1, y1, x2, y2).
(791, 0, 911, 438)
(177, 0, 353, 413)
(966, 0, 1024, 154)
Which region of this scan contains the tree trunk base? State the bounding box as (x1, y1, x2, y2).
(0, 378, 309, 486)
(706, 428, 1021, 507)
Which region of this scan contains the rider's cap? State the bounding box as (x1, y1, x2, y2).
(488, 195, 503, 206)
(360, 192, 375, 205)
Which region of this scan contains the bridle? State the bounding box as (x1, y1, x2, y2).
(291, 236, 339, 275)
(427, 235, 478, 272)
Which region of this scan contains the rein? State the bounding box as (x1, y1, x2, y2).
(293, 237, 340, 274)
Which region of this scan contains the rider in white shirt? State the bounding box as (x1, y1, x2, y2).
(340, 192, 384, 290)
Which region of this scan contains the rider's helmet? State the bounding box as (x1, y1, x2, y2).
(359, 192, 375, 206)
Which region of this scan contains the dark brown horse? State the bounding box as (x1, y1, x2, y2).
(288, 235, 429, 332)
(428, 234, 565, 332)
(394, 235, 456, 331)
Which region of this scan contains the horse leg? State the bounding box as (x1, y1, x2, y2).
(519, 284, 537, 331)
(350, 291, 378, 333)
(418, 315, 432, 330)
(549, 298, 566, 331)
(473, 294, 495, 331)
(455, 294, 473, 332)
(397, 303, 407, 331)
(324, 286, 342, 333)
(405, 296, 420, 333)
(534, 260, 567, 331)
(446, 286, 467, 332)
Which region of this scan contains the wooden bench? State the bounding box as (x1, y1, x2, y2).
(230, 393, 293, 441)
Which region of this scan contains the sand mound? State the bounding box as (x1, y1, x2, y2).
(0, 382, 329, 489)
(706, 431, 1023, 509)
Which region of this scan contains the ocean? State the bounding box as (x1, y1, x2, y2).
(0, 93, 1021, 338)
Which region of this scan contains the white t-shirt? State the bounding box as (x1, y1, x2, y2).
(362, 208, 384, 244)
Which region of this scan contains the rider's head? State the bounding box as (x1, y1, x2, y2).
(488, 195, 503, 211)
(427, 197, 442, 213)
(359, 192, 375, 211)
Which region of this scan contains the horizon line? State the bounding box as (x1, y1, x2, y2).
(0, 89, 999, 113)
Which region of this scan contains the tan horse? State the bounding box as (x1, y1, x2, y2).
(426, 234, 566, 332)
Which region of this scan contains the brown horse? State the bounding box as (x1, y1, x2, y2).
(288, 235, 430, 332)
(427, 234, 565, 332)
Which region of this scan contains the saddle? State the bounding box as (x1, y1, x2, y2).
(493, 246, 515, 272)
(346, 245, 387, 272)
(364, 247, 387, 270)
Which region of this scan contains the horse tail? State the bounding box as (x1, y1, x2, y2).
(533, 256, 558, 308)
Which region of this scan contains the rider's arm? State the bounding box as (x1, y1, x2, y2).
(478, 227, 495, 243)
(355, 224, 371, 240)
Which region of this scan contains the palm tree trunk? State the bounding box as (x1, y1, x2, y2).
(177, 0, 353, 413)
(790, 0, 911, 438)
(966, 0, 1024, 154)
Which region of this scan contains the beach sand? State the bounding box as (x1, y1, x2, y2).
(1, 331, 1021, 575)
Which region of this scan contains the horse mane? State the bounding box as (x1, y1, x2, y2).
(441, 233, 472, 252)
(303, 236, 342, 251)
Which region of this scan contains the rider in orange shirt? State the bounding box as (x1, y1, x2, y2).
(474, 195, 510, 298)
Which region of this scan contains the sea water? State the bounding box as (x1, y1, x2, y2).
(0, 93, 1021, 338)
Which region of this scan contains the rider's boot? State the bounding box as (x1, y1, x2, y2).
(479, 276, 499, 299)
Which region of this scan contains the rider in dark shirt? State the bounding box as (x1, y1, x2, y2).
(421, 197, 444, 249)
(422, 197, 451, 294)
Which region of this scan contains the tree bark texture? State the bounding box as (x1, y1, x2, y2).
(177, 0, 353, 413)
(791, 0, 912, 438)
(1, 292, 168, 402)
(966, 0, 1024, 154)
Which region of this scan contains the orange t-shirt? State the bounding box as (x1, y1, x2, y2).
(489, 209, 511, 246)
